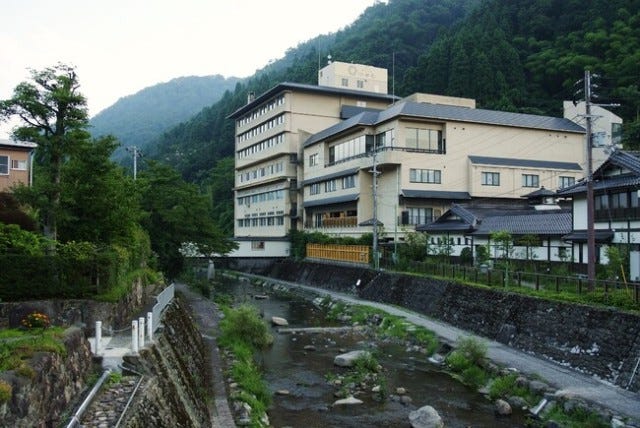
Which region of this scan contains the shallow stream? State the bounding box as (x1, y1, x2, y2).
(219, 277, 528, 427)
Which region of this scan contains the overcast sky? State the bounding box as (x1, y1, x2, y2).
(1, 0, 378, 137)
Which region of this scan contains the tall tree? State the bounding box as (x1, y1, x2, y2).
(138, 162, 237, 278)
(0, 63, 89, 240)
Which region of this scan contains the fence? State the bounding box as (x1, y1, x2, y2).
(405, 262, 640, 306)
(151, 283, 175, 333)
(306, 243, 370, 265)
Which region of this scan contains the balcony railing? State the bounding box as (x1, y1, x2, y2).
(305, 217, 358, 228)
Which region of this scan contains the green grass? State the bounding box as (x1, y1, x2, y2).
(543, 405, 609, 428)
(488, 373, 538, 404)
(0, 327, 66, 375)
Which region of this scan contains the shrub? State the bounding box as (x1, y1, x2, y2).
(0, 379, 12, 403)
(446, 350, 471, 372)
(462, 365, 487, 388)
(456, 336, 487, 367)
(219, 304, 273, 350)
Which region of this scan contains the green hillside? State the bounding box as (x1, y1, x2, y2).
(88, 74, 242, 161)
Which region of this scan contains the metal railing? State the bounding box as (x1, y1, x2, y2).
(152, 283, 175, 333)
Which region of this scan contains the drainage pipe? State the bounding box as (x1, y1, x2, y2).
(114, 365, 144, 428)
(66, 368, 112, 428)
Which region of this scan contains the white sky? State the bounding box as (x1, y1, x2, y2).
(1, 0, 379, 137)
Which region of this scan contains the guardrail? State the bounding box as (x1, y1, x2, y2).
(152, 283, 175, 333)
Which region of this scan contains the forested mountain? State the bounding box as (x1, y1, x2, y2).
(146, 0, 639, 183)
(88, 74, 242, 161)
(132, 0, 639, 235)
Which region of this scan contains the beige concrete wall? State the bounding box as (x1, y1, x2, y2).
(318, 61, 388, 94)
(0, 148, 31, 191)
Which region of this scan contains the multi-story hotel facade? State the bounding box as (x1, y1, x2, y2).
(228, 62, 397, 257)
(230, 62, 590, 257)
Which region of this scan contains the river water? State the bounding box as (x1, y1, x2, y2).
(219, 277, 528, 427)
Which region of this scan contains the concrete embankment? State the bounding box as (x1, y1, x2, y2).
(227, 258, 640, 392)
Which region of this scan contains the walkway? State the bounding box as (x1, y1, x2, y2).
(174, 282, 236, 428)
(241, 273, 640, 421)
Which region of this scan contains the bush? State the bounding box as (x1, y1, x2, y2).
(456, 336, 487, 366)
(446, 350, 471, 372)
(21, 311, 51, 330)
(219, 304, 273, 350)
(462, 365, 487, 388)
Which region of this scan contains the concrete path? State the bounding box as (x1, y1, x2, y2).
(241, 273, 640, 421)
(174, 283, 236, 428)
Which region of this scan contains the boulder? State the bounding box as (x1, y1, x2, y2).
(334, 350, 370, 367)
(495, 398, 512, 415)
(333, 396, 363, 406)
(271, 316, 289, 326)
(408, 405, 444, 428)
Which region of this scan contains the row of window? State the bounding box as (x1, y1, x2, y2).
(237, 215, 285, 228)
(0, 156, 27, 175)
(410, 168, 441, 184)
(481, 172, 576, 189)
(237, 133, 285, 159)
(406, 128, 444, 153)
(237, 114, 285, 143)
(237, 95, 285, 127)
(595, 191, 640, 210)
(238, 161, 284, 183)
(341, 78, 365, 89)
(328, 135, 370, 165)
(237, 189, 285, 206)
(309, 174, 357, 195)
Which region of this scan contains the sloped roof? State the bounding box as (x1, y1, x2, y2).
(417, 203, 571, 236)
(0, 139, 37, 150)
(470, 210, 572, 237)
(302, 193, 358, 208)
(557, 150, 640, 195)
(305, 99, 585, 148)
(469, 155, 582, 171)
(401, 189, 471, 200)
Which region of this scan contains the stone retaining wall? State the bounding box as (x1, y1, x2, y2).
(119, 299, 212, 427)
(0, 327, 93, 427)
(239, 258, 640, 391)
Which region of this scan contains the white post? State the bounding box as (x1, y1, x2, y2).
(146, 312, 153, 343)
(131, 320, 139, 353)
(138, 317, 145, 348)
(95, 321, 102, 354)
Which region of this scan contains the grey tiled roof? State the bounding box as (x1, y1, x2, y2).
(302, 193, 358, 208)
(377, 101, 585, 133)
(305, 111, 378, 147)
(556, 150, 640, 195)
(471, 210, 572, 236)
(302, 167, 360, 186)
(401, 189, 472, 200)
(469, 156, 582, 171)
(0, 139, 37, 149)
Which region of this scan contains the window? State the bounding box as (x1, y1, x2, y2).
(595, 194, 608, 210)
(410, 168, 441, 184)
(357, 80, 364, 89)
(481, 172, 500, 186)
(522, 174, 539, 188)
(309, 183, 321, 195)
(406, 128, 444, 153)
(342, 175, 356, 189)
(375, 129, 394, 148)
(611, 192, 628, 209)
(251, 241, 265, 250)
(325, 179, 337, 192)
(309, 153, 318, 166)
(407, 207, 434, 225)
(0, 156, 8, 175)
(11, 159, 27, 170)
(341, 78, 349, 87)
(559, 176, 575, 189)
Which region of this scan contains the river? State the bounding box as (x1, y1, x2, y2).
(219, 276, 528, 427)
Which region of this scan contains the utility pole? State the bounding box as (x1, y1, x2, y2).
(585, 70, 596, 289)
(372, 143, 380, 270)
(126, 146, 141, 180)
